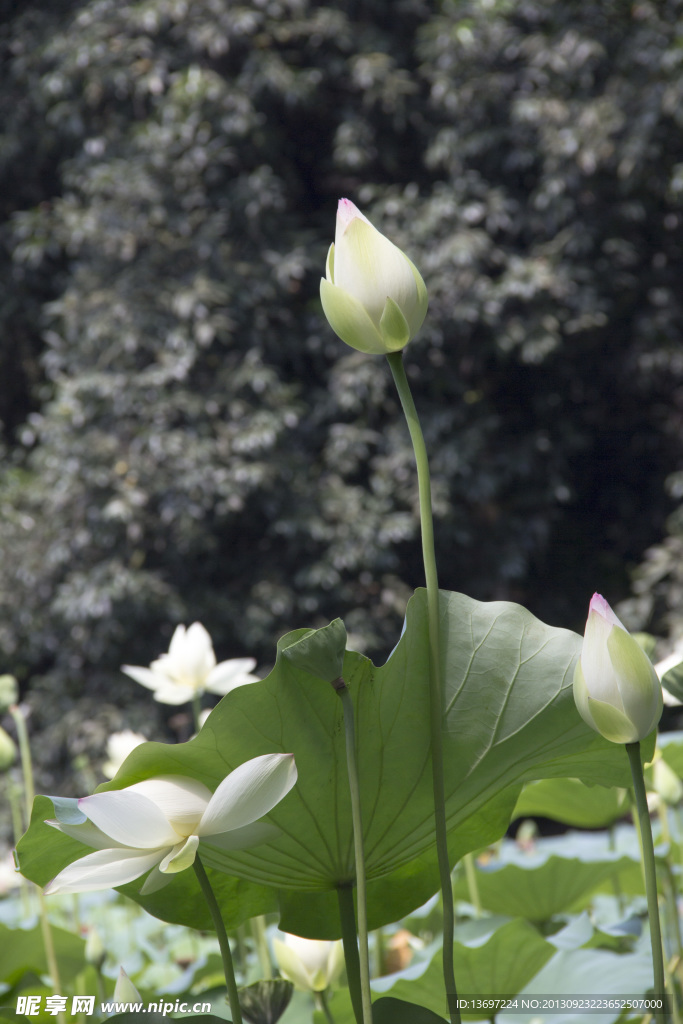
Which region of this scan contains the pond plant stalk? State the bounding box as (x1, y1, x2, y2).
(193, 855, 243, 1024)
(386, 351, 460, 1024)
(10, 704, 66, 1024)
(626, 742, 667, 1013)
(333, 675, 373, 1024)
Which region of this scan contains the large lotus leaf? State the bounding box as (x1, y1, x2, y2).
(506, 948, 654, 1024)
(437, 591, 654, 795)
(372, 998, 448, 1023)
(16, 590, 644, 937)
(371, 919, 556, 1021)
(0, 920, 85, 988)
(661, 661, 683, 703)
(452, 854, 640, 922)
(657, 730, 683, 776)
(512, 778, 630, 828)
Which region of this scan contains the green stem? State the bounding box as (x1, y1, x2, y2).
(316, 989, 337, 1024)
(193, 855, 243, 1024)
(463, 853, 482, 918)
(10, 705, 65, 1024)
(386, 351, 459, 1024)
(626, 742, 667, 1007)
(374, 927, 385, 977)
(251, 914, 272, 979)
(192, 692, 203, 734)
(334, 679, 373, 1024)
(337, 885, 364, 1024)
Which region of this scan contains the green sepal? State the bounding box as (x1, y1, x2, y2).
(319, 277, 387, 354)
(379, 296, 411, 351)
(585, 695, 640, 744)
(405, 255, 429, 334)
(608, 625, 663, 737)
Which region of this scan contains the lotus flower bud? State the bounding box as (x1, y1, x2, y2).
(273, 933, 344, 992)
(573, 593, 663, 744)
(0, 726, 16, 771)
(652, 756, 683, 805)
(320, 199, 428, 355)
(113, 967, 142, 1003)
(85, 926, 105, 967)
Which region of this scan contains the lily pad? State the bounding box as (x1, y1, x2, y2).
(452, 854, 639, 922)
(371, 919, 555, 1021)
(512, 778, 629, 828)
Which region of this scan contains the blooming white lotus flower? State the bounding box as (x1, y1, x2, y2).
(122, 622, 258, 705)
(320, 198, 428, 355)
(573, 593, 663, 744)
(102, 729, 146, 779)
(44, 752, 296, 895)
(273, 933, 344, 992)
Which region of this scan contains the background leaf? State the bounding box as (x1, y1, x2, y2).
(512, 779, 629, 829)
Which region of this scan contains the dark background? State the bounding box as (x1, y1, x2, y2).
(1, 0, 683, 805)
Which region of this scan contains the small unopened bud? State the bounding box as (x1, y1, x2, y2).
(320, 199, 428, 355)
(0, 726, 17, 771)
(573, 593, 663, 744)
(113, 966, 142, 1003)
(85, 926, 105, 968)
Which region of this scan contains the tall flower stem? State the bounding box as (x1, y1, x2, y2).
(386, 351, 459, 1024)
(193, 855, 243, 1024)
(10, 705, 65, 1024)
(333, 677, 373, 1024)
(251, 915, 272, 979)
(337, 884, 365, 1024)
(192, 693, 203, 734)
(626, 742, 666, 1007)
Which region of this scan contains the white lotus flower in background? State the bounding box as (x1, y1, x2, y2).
(122, 622, 258, 705)
(44, 752, 296, 896)
(320, 198, 428, 355)
(273, 933, 344, 992)
(102, 729, 146, 779)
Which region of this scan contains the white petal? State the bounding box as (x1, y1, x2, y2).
(80, 790, 180, 848)
(45, 847, 164, 895)
(139, 864, 173, 895)
(46, 819, 128, 851)
(334, 217, 418, 327)
(171, 622, 216, 683)
(120, 665, 164, 691)
(582, 608, 622, 708)
(272, 937, 315, 991)
(128, 776, 210, 834)
(151, 682, 197, 705)
(206, 658, 258, 695)
(198, 753, 297, 836)
(200, 820, 280, 851)
(167, 623, 188, 657)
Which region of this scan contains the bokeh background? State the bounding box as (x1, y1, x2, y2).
(2, 0, 683, 817)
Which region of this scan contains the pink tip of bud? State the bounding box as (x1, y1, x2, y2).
(589, 592, 621, 627)
(336, 198, 372, 234)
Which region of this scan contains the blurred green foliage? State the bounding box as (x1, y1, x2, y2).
(1, 0, 683, 797)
